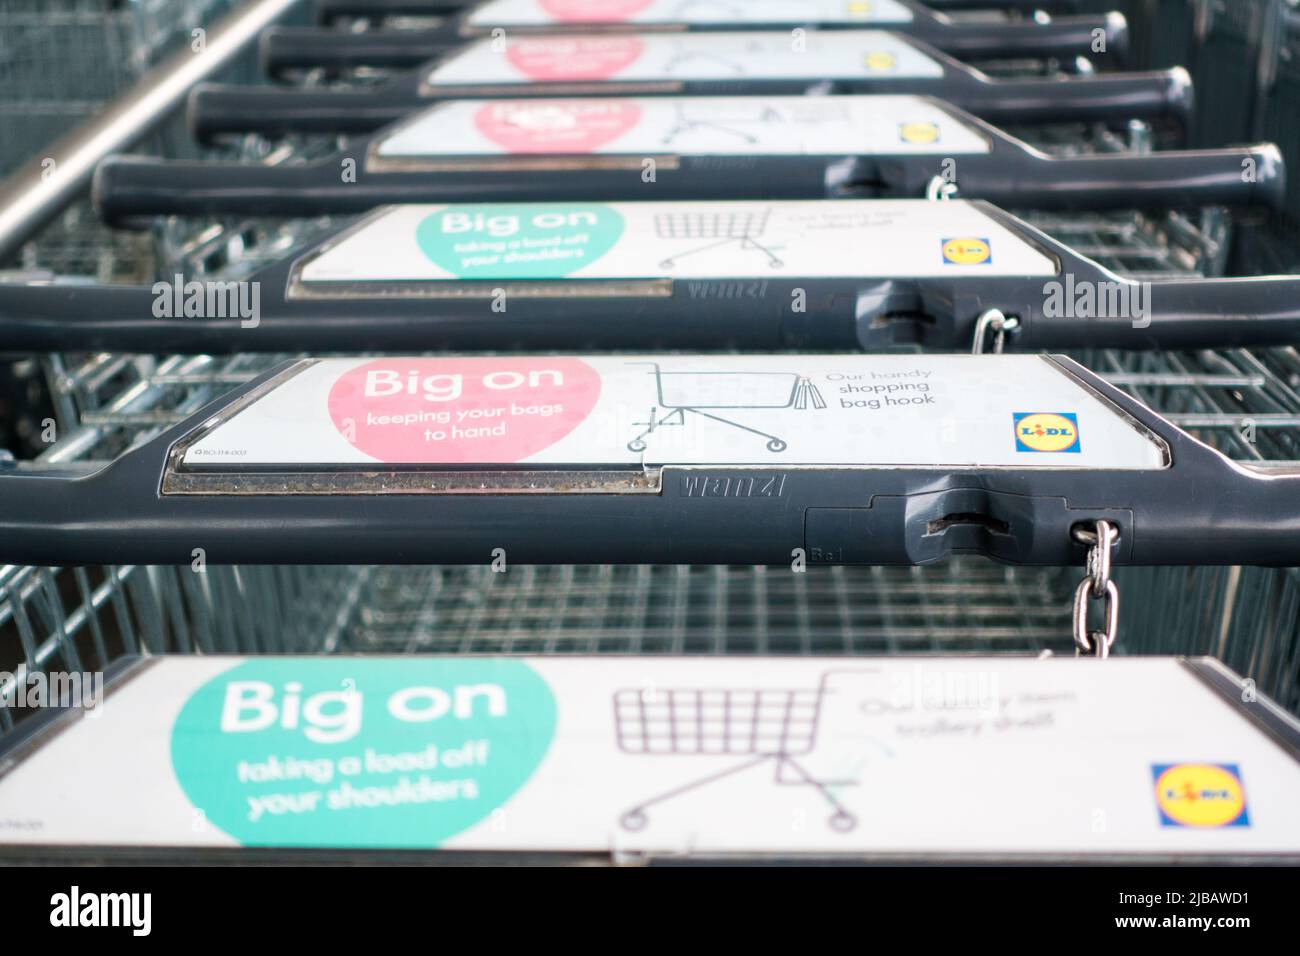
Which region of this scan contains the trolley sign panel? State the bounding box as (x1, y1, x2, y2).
(463, 0, 918, 27)
(170, 354, 1166, 472)
(4, 352, 1297, 568)
(424, 31, 947, 88)
(289, 199, 1055, 293)
(372, 94, 993, 162)
(0, 655, 1296, 859)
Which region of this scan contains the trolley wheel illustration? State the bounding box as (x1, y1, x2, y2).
(627, 439, 647, 452)
(620, 808, 649, 831)
(766, 438, 787, 452)
(829, 810, 857, 833)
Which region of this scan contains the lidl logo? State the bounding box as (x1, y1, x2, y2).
(1153, 764, 1249, 828)
(847, 0, 874, 15)
(1014, 412, 1080, 453)
(864, 51, 898, 72)
(941, 237, 991, 266)
(899, 121, 939, 145)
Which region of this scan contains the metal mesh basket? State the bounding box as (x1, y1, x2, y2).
(1, 0, 1299, 745)
(0, 0, 231, 176)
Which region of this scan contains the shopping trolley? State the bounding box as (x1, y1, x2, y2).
(626, 361, 825, 453)
(614, 677, 857, 832)
(185, 31, 1191, 142)
(261, 4, 1125, 75)
(654, 208, 784, 269)
(2, 0, 1300, 755)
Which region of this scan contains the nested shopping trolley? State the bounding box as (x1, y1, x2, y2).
(626, 361, 826, 453)
(2, 0, 1300, 754)
(614, 677, 857, 832)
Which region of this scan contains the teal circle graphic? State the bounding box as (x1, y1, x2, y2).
(415, 203, 625, 278)
(171, 658, 556, 848)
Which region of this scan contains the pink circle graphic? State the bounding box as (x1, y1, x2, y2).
(327, 357, 603, 464)
(474, 100, 642, 153)
(538, 0, 656, 21)
(505, 35, 646, 81)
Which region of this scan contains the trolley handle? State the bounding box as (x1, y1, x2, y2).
(187, 83, 414, 143)
(184, 69, 1196, 145)
(964, 144, 1286, 211)
(1142, 276, 1300, 348)
(260, 26, 457, 77)
(924, 14, 1128, 65)
(1020, 276, 1300, 351)
(98, 149, 707, 224)
(2, 355, 1300, 568)
(968, 67, 1194, 128)
(263, 16, 1128, 76)
(94, 156, 361, 226)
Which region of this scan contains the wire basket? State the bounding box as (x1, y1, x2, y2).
(0, 0, 233, 174)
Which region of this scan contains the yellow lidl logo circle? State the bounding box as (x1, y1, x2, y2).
(1153, 764, 1249, 828)
(847, 0, 874, 16)
(942, 237, 991, 265)
(1014, 412, 1080, 453)
(864, 51, 898, 72)
(899, 121, 939, 145)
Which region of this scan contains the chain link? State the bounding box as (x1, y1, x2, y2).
(1072, 520, 1120, 658)
(971, 309, 1019, 354)
(925, 176, 959, 201)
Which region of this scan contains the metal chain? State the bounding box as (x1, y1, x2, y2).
(1072, 520, 1120, 658)
(925, 176, 959, 201)
(970, 309, 1019, 354)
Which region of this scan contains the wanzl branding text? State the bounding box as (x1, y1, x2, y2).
(680, 474, 787, 498)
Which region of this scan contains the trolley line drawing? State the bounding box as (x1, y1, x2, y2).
(659, 50, 749, 75)
(614, 672, 860, 832)
(660, 101, 780, 145)
(626, 361, 826, 453)
(654, 208, 784, 269)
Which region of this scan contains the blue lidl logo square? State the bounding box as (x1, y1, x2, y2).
(1152, 764, 1250, 828)
(941, 237, 991, 265)
(1014, 412, 1080, 453)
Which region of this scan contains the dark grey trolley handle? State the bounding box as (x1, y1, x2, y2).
(186, 62, 1194, 142)
(5, 201, 1300, 354)
(259, 16, 1129, 76)
(89, 143, 1285, 223)
(0, 356, 1297, 568)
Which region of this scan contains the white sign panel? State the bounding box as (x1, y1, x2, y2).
(427, 31, 945, 86)
(178, 355, 1167, 470)
(465, 0, 916, 26)
(376, 95, 990, 158)
(0, 656, 1293, 856)
(296, 200, 1053, 283)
